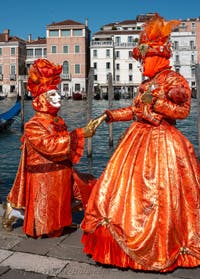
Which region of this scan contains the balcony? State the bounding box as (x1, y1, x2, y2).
(10, 74, 16, 81)
(61, 74, 71, 80)
(114, 42, 137, 48)
(91, 41, 113, 47)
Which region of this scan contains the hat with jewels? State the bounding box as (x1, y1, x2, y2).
(27, 58, 62, 98)
(133, 13, 180, 61)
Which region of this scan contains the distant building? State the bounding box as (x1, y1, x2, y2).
(0, 29, 26, 97)
(91, 13, 199, 97)
(0, 14, 200, 98)
(45, 19, 90, 98)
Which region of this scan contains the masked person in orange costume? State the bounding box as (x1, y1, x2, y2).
(2, 58, 96, 238)
(81, 14, 200, 272)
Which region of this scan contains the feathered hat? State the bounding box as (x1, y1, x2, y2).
(27, 58, 62, 98)
(133, 14, 180, 61)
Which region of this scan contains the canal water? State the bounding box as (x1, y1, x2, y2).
(0, 97, 199, 202)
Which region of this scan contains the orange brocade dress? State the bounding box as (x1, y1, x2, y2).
(7, 112, 87, 237)
(81, 69, 200, 272)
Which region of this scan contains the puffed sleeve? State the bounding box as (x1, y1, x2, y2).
(153, 72, 191, 120)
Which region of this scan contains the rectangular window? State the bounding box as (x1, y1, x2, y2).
(11, 47, 15, 55)
(129, 75, 133, 81)
(129, 51, 132, 58)
(0, 48, 2, 55)
(128, 36, 133, 43)
(0, 65, 2, 75)
(94, 75, 97, 81)
(191, 54, 195, 62)
(129, 63, 133, 70)
(73, 29, 82, 36)
(35, 48, 42, 57)
(106, 49, 110, 57)
(61, 29, 70, 36)
(93, 49, 97, 57)
(10, 64, 16, 80)
(174, 41, 179, 50)
(106, 62, 110, 69)
(175, 55, 179, 63)
(51, 46, 57, 53)
(116, 75, 120, 81)
(190, 41, 195, 50)
(75, 64, 80, 74)
(63, 45, 69, 53)
(75, 45, 80, 53)
(63, 83, 69, 91)
(116, 63, 120, 70)
(11, 64, 16, 75)
(115, 36, 121, 44)
(115, 51, 120, 58)
(49, 30, 59, 36)
(26, 49, 33, 57)
(93, 62, 97, 69)
(75, 83, 81, 91)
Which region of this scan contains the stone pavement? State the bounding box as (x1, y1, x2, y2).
(0, 204, 200, 279)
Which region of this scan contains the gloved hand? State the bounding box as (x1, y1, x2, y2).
(83, 113, 107, 138)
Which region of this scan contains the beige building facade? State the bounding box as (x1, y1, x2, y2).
(0, 14, 200, 98)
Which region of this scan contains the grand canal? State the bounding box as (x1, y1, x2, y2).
(0, 97, 199, 202)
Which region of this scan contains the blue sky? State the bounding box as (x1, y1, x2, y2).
(1, 0, 200, 40)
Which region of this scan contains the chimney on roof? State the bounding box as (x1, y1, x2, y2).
(28, 34, 32, 42)
(85, 18, 88, 27)
(4, 29, 9, 42)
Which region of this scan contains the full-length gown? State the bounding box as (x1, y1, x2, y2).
(81, 69, 200, 272)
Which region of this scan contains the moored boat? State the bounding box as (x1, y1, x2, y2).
(0, 101, 21, 131)
(72, 91, 86, 100)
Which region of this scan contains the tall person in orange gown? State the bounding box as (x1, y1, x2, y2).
(81, 14, 200, 272)
(2, 58, 96, 238)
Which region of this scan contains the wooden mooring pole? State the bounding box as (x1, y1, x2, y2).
(86, 68, 94, 157)
(18, 76, 25, 131)
(195, 64, 200, 159)
(108, 73, 114, 147)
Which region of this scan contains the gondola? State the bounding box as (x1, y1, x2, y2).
(0, 100, 21, 131)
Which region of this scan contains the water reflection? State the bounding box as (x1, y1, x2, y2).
(0, 98, 199, 201)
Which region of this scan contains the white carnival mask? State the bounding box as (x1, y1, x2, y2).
(46, 90, 61, 108)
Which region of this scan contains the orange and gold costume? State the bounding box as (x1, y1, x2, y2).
(81, 14, 200, 272)
(7, 59, 94, 238)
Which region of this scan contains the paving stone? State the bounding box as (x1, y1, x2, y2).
(47, 244, 94, 265)
(59, 261, 115, 279)
(0, 233, 23, 250)
(0, 266, 10, 276)
(59, 228, 83, 247)
(0, 269, 49, 279)
(0, 251, 69, 276)
(172, 267, 200, 279)
(0, 249, 13, 263)
(12, 236, 61, 256)
(58, 261, 175, 279)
